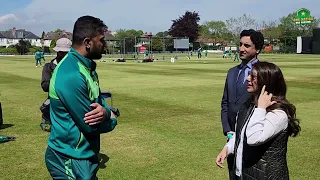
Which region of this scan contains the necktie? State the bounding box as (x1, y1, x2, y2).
(236, 65, 247, 97)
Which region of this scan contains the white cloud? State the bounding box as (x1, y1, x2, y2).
(0, 14, 18, 24)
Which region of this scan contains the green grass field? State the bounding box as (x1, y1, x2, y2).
(0, 54, 319, 180)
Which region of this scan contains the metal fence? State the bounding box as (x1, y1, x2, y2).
(105, 36, 196, 58)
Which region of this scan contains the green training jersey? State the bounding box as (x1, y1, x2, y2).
(48, 48, 117, 159)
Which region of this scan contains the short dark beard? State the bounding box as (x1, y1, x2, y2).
(86, 45, 102, 60)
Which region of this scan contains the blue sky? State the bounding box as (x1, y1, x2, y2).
(0, 0, 319, 36)
(0, 0, 31, 14)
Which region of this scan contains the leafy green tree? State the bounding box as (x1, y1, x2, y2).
(15, 40, 31, 54)
(115, 29, 144, 53)
(54, 29, 62, 33)
(41, 31, 46, 39)
(200, 21, 230, 44)
(50, 39, 57, 48)
(168, 11, 200, 42)
(278, 12, 320, 52)
(156, 31, 169, 37)
(151, 37, 164, 51)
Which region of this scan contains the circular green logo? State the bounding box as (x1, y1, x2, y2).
(297, 8, 310, 18)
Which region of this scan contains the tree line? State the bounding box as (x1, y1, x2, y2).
(111, 11, 319, 53)
(2, 11, 318, 55)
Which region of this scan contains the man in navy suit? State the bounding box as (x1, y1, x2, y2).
(220, 29, 264, 179)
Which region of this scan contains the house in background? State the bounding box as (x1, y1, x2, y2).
(134, 32, 153, 52)
(0, 27, 41, 47)
(0, 33, 6, 47)
(42, 30, 72, 47)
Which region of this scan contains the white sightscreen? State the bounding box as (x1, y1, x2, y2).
(296, 36, 302, 54)
(174, 39, 189, 49)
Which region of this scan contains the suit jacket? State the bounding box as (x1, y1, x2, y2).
(220, 62, 256, 135)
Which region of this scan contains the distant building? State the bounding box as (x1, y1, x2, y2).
(0, 27, 41, 47)
(105, 30, 115, 41)
(135, 32, 153, 48)
(196, 36, 228, 47)
(43, 30, 73, 47)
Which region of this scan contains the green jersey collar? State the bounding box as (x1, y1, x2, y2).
(69, 48, 96, 71)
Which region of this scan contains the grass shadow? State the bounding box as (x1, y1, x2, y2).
(98, 153, 110, 169)
(0, 124, 14, 130)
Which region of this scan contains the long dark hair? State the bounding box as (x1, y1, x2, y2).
(252, 62, 301, 137)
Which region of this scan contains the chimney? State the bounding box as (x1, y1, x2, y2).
(12, 27, 17, 38)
